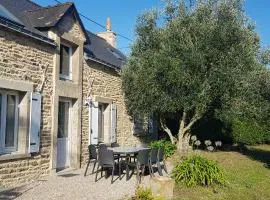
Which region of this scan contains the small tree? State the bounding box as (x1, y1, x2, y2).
(122, 0, 265, 152)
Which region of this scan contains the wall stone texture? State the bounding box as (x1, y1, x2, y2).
(0, 13, 142, 188)
(0, 27, 55, 188)
(81, 60, 142, 166)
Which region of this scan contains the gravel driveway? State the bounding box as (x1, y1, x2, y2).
(0, 165, 151, 200)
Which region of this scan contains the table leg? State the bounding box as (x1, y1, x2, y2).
(126, 154, 129, 181)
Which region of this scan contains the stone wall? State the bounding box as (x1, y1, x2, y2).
(81, 60, 142, 165)
(57, 13, 86, 42)
(0, 27, 55, 187)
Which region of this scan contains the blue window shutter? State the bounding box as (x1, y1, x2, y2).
(90, 101, 99, 145)
(110, 103, 117, 143)
(29, 92, 41, 153)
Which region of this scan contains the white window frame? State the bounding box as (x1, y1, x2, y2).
(59, 43, 73, 81)
(0, 90, 19, 154)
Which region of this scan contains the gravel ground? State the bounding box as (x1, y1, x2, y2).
(1, 164, 151, 200)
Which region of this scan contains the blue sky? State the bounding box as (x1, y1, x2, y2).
(34, 0, 270, 55)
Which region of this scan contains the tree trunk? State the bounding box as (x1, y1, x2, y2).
(176, 111, 199, 153)
(177, 134, 190, 154)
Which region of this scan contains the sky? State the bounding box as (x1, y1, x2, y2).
(34, 0, 270, 55)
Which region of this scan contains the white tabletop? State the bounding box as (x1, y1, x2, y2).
(108, 146, 150, 154)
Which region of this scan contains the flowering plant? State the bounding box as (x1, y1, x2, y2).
(204, 140, 212, 146)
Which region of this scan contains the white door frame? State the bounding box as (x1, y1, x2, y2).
(57, 98, 72, 169)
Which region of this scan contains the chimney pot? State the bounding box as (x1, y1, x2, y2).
(97, 17, 116, 47)
(106, 17, 111, 31)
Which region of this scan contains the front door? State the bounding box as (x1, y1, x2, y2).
(57, 100, 72, 169)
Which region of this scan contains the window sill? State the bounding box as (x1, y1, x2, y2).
(0, 152, 31, 161)
(59, 75, 72, 81)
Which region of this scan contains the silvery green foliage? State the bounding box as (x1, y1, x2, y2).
(122, 0, 269, 143)
(204, 140, 212, 146)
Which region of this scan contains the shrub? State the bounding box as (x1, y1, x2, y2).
(150, 140, 176, 158)
(172, 155, 225, 187)
(132, 187, 164, 200)
(231, 118, 270, 145)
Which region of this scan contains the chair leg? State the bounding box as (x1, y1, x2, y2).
(119, 161, 121, 179)
(140, 165, 146, 183)
(157, 161, 163, 176)
(92, 160, 97, 174)
(101, 167, 104, 177)
(136, 164, 140, 183)
(163, 161, 168, 174)
(84, 159, 90, 177)
(95, 164, 100, 182)
(149, 161, 154, 177)
(111, 166, 115, 184)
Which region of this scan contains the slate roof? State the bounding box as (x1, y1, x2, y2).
(0, 0, 126, 68)
(85, 31, 126, 69)
(24, 3, 72, 28)
(0, 4, 23, 25)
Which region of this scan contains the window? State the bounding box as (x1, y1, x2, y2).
(0, 90, 19, 153)
(60, 44, 72, 80)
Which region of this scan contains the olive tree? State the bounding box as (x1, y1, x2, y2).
(122, 0, 264, 152)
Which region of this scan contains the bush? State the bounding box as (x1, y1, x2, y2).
(172, 155, 225, 187)
(150, 140, 176, 158)
(132, 187, 164, 200)
(231, 118, 270, 145)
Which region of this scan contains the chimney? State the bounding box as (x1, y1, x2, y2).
(97, 17, 116, 47)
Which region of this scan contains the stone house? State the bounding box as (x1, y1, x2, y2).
(0, 0, 148, 188)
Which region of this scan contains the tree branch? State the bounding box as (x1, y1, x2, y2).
(183, 113, 200, 133)
(160, 118, 176, 144)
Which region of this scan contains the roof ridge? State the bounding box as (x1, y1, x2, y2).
(25, 0, 42, 8)
(87, 30, 106, 42)
(25, 2, 73, 13)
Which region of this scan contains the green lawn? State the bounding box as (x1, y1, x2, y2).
(172, 145, 270, 200)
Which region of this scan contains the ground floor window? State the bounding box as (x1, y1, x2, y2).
(0, 90, 19, 153)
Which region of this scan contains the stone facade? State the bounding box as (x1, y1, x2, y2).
(81, 60, 141, 165)
(0, 27, 55, 187)
(0, 6, 142, 188)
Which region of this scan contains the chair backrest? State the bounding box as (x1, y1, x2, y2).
(98, 143, 108, 150)
(88, 144, 97, 159)
(137, 149, 151, 166)
(157, 147, 165, 162)
(111, 143, 120, 147)
(98, 148, 114, 166)
(150, 148, 158, 163)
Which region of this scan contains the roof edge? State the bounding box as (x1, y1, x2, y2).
(0, 16, 56, 47)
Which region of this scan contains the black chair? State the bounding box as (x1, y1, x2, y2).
(95, 148, 120, 184)
(111, 143, 125, 162)
(98, 143, 108, 150)
(84, 144, 98, 176)
(136, 149, 151, 183)
(149, 148, 158, 176)
(157, 147, 168, 176)
(111, 143, 120, 147)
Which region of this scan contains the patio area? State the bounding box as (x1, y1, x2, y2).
(0, 167, 151, 200)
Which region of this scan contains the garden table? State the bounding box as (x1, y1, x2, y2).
(108, 146, 150, 180)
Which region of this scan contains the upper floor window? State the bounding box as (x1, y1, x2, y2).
(60, 44, 72, 80)
(0, 90, 19, 154)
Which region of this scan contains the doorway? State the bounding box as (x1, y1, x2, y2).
(56, 99, 72, 169)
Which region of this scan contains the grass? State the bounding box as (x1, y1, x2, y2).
(172, 145, 270, 200)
